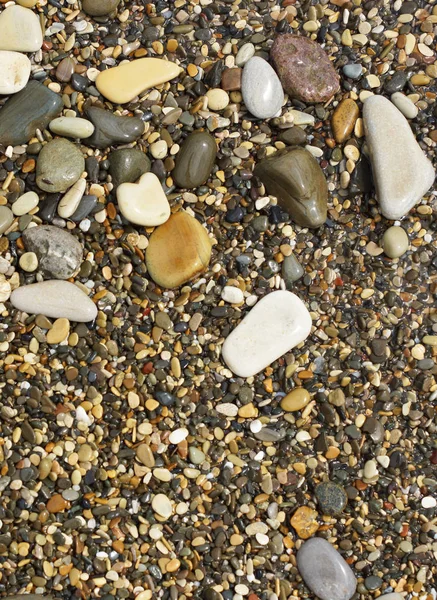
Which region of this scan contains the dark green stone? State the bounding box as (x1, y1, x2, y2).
(36, 138, 85, 193)
(86, 107, 144, 149)
(315, 482, 348, 516)
(108, 149, 151, 188)
(282, 253, 304, 287)
(254, 147, 327, 228)
(0, 81, 63, 146)
(82, 0, 120, 15)
(279, 126, 307, 146)
(172, 130, 217, 188)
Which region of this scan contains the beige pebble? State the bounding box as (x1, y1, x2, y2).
(12, 191, 39, 216)
(19, 251, 38, 272)
(281, 389, 311, 412)
(206, 88, 230, 111)
(46, 318, 70, 344)
(150, 140, 168, 159)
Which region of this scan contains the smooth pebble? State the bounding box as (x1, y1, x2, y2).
(242, 57, 284, 119)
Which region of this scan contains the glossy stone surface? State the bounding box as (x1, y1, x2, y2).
(271, 34, 340, 103)
(36, 139, 85, 193)
(146, 211, 213, 288)
(82, 0, 120, 15)
(22, 225, 83, 280)
(86, 106, 144, 149)
(0, 81, 63, 146)
(172, 131, 217, 188)
(297, 538, 357, 600)
(108, 148, 151, 188)
(254, 147, 328, 228)
(332, 99, 359, 143)
(241, 57, 284, 119)
(382, 225, 409, 258)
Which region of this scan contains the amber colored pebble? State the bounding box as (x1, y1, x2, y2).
(167, 39, 178, 52)
(107, 202, 117, 219)
(187, 64, 198, 77)
(22, 159, 35, 173)
(290, 506, 319, 539)
(221, 67, 242, 91)
(281, 388, 310, 412)
(331, 98, 359, 143)
(46, 494, 68, 513)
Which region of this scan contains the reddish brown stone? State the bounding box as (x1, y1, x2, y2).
(221, 67, 242, 91)
(271, 34, 340, 103)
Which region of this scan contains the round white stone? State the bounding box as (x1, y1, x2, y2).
(49, 117, 95, 139)
(150, 140, 168, 159)
(12, 191, 39, 216)
(0, 5, 43, 52)
(117, 172, 170, 227)
(168, 427, 188, 445)
(221, 285, 244, 304)
(0, 51, 31, 94)
(152, 493, 173, 519)
(242, 57, 284, 119)
(390, 92, 418, 119)
(206, 88, 230, 111)
(19, 251, 38, 272)
(363, 459, 378, 479)
(421, 496, 436, 509)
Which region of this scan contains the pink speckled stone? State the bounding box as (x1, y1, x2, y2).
(271, 35, 340, 103)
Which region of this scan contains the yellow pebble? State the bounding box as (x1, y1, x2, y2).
(46, 318, 70, 345)
(281, 389, 311, 412)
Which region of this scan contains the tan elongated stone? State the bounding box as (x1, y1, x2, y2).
(96, 58, 182, 104)
(47, 318, 70, 344)
(331, 98, 359, 143)
(146, 211, 213, 289)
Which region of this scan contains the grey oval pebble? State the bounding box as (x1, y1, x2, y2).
(242, 57, 284, 119)
(342, 64, 363, 80)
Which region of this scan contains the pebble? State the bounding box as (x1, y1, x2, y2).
(332, 99, 359, 144)
(49, 117, 95, 139)
(242, 57, 284, 119)
(86, 106, 144, 149)
(222, 291, 312, 378)
(271, 35, 340, 103)
(108, 148, 151, 188)
(0, 206, 14, 234)
(235, 43, 255, 67)
(363, 95, 435, 219)
(10, 280, 97, 321)
(221, 286, 244, 304)
(0, 5, 43, 53)
(57, 178, 86, 219)
(23, 225, 83, 279)
(146, 211, 213, 289)
(297, 538, 357, 600)
(172, 130, 217, 188)
(19, 251, 38, 272)
(279, 127, 307, 146)
(82, 0, 120, 15)
(315, 482, 348, 515)
(342, 64, 363, 80)
(117, 172, 171, 227)
(206, 88, 229, 111)
(152, 494, 173, 519)
(280, 389, 310, 412)
(290, 506, 319, 539)
(254, 147, 328, 228)
(382, 226, 409, 258)
(0, 80, 63, 146)
(0, 51, 31, 95)
(390, 92, 418, 119)
(96, 58, 182, 104)
(46, 318, 70, 345)
(12, 191, 39, 216)
(36, 138, 85, 193)
(282, 252, 304, 286)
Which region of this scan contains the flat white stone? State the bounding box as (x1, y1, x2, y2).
(0, 6, 43, 53)
(242, 57, 284, 120)
(10, 280, 98, 322)
(222, 290, 312, 378)
(49, 117, 95, 139)
(58, 178, 86, 219)
(363, 95, 435, 220)
(378, 595, 404, 600)
(117, 172, 170, 227)
(221, 285, 244, 304)
(0, 51, 31, 94)
(390, 92, 418, 119)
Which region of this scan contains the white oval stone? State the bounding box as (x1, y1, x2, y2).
(117, 172, 170, 227)
(378, 595, 404, 600)
(0, 6, 43, 53)
(10, 280, 98, 322)
(363, 95, 435, 220)
(12, 192, 39, 216)
(49, 117, 95, 139)
(222, 290, 312, 378)
(236, 43, 255, 67)
(0, 51, 31, 94)
(390, 92, 418, 119)
(152, 493, 173, 519)
(168, 427, 188, 445)
(221, 285, 244, 304)
(242, 57, 284, 119)
(58, 178, 86, 219)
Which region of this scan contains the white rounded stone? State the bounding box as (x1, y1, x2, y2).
(0, 279, 11, 302)
(168, 427, 188, 445)
(0, 5, 43, 53)
(222, 290, 312, 378)
(152, 494, 173, 519)
(19, 251, 38, 272)
(236, 43, 255, 67)
(242, 57, 284, 119)
(12, 192, 39, 216)
(150, 140, 168, 159)
(58, 178, 86, 219)
(390, 92, 418, 119)
(363, 459, 378, 479)
(117, 172, 170, 227)
(206, 88, 230, 111)
(221, 285, 244, 304)
(0, 51, 31, 94)
(49, 117, 95, 139)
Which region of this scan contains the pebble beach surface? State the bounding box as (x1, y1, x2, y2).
(0, 1, 436, 600)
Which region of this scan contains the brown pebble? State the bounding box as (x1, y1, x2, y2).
(331, 98, 359, 143)
(56, 57, 76, 83)
(221, 67, 242, 91)
(47, 494, 68, 513)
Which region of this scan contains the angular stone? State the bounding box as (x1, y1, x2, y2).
(222, 291, 312, 378)
(172, 130, 217, 188)
(96, 58, 182, 105)
(22, 225, 83, 279)
(10, 280, 97, 322)
(36, 139, 85, 193)
(0, 5, 43, 53)
(0, 51, 31, 95)
(221, 67, 242, 91)
(0, 206, 14, 234)
(49, 117, 95, 139)
(117, 172, 170, 227)
(282, 253, 304, 287)
(290, 506, 319, 539)
(254, 147, 328, 228)
(271, 34, 340, 103)
(146, 211, 213, 289)
(297, 538, 357, 600)
(332, 99, 359, 143)
(82, 0, 120, 16)
(242, 57, 284, 119)
(363, 95, 435, 219)
(0, 81, 63, 146)
(108, 148, 151, 188)
(86, 106, 144, 149)
(315, 482, 348, 515)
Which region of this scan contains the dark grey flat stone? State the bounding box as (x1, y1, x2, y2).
(108, 148, 151, 188)
(86, 106, 144, 149)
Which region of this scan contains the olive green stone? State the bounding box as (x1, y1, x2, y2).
(254, 147, 328, 228)
(0, 206, 14, 235)
(36, 139, 85, 193)
(172, 130, 217, 188)
(82, 0, 120, 16)
(279, 126, 307, 146)
(108, 148, 151, 189)
(315, 481, 348, 515)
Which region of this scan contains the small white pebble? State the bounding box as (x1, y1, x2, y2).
(221, 285, 244, 304)
(422, 496, 436, 509)
(168, 427, 188, 444)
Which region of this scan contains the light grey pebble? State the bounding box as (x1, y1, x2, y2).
(242, 57, 284, 119)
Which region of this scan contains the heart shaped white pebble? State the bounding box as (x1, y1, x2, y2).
(117, 172, 171, 227)
(222, 290, 312, 378)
